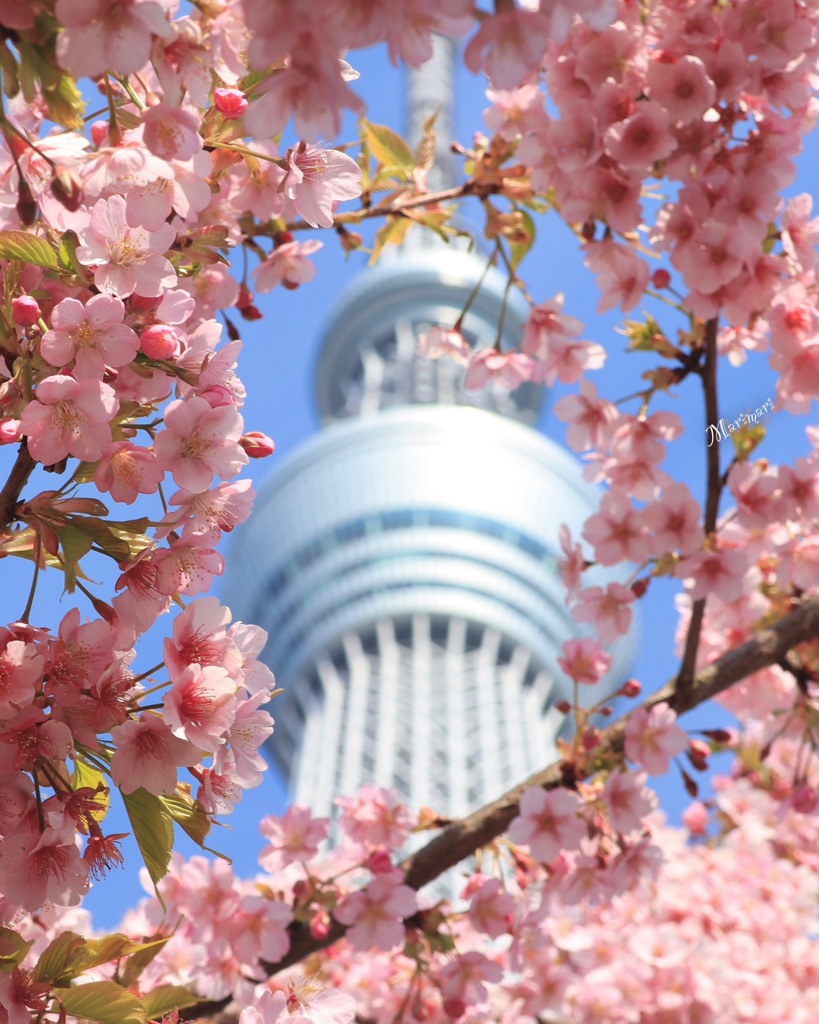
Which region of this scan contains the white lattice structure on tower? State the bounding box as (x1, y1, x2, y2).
(222, 38, 634, 825)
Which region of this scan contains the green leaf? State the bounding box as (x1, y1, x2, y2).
(65, 515, 152, 563)
(159, 787, 229, 861)
(54, 981, 146, 1024)
(0, 230, 57, 269)
(34, 932, 160, 985)
(0, 44, 19, 99)
(361, 119, 414, 176)
(122, 788, 174, 901)
(159, 788, 211, 849)
(414, 108, 438, 173)
(369, 216, 413, 266)
(58, 523, 94, 594)
(58, 230, 85, 276)
(142, 984, 202, 1020)
(0, 927, 33, 973)
(79, 936, 168, 976)
(119, 938, 170, 990)
(44, 74, 85, 131)
(32, 931, 88, 985)
(508, 209, 535, 271)
(71, 758, 110, 823)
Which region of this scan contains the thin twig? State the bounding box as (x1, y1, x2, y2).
(279, 181, 499, 234)
(677, 316, 721, 690)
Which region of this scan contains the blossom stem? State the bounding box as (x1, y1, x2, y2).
(20, 529, 41, 623)
(454, 243, 497, 333)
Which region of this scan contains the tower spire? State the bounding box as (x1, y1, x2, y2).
(406, 35, 458, 192)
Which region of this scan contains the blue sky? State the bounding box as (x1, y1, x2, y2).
(3, 40, 817, 929)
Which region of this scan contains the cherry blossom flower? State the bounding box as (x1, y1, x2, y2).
(239, 989, 287, 1024)
(152, 537, 224, 597)
(163, 597, 242, 684)
(552, 380, 618, 452)
(333, 874, 417, 952)
(162, 663, 237, 751)
(557, 636, 612, 685)
(583, 239, 649, 313)
(55, 0, 171, 78)
(227, 893, 293, 965)
(41, 294, 140, 379)
(19, 375, 119, 465)
(508, 787, 586, 862)
(463, 349, 535, 391)
(141, 102, 202, 162)
(605, 101, 676, 170)
(336, 784, 416, 850)
(601, 769, 656, 834)
(464, 10, 552, 90)
(624, 703, 687, 775)
(0, 640, 43, 720)
(76, 194, 177, 299)
(571, 583, 635, 645)
(466, 877, 516, 938)
(244, 32, 364, 141)
(781, 193, 819, 270)
(110, 713, 201, 796)
(154, 394, 247, 492)
(282, 143, 362, 229)
(438, 951, 503, 1006)
(259, 804, 330, 872)
(675, 546, 752, 604)
(416, 326, 471, 365)
(253, 240, 323, 292)
(643, 481, 703, 556)
(0, 825, 89, 911)
(557, 524, 587, 600)
(222, 688, 274, 785)
(582, 491, 650, 566)
(168, 480, 256, 545)
(646, 55, 716, 124)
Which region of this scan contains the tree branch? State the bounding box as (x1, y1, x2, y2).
(281, 180, 499, 233)
(177, 594, 819, 1019)
(0, 442, 35, 529)
(677, 316, 721, 691)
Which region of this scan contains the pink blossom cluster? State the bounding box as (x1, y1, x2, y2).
(416, 0, 819, 408)
(47, 765, 810, 1024)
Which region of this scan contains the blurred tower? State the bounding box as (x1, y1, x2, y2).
(223, 39, 632, 821)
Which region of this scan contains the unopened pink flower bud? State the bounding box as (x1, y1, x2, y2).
(681, 800, 708, 836)
(555, 699, 571, 714)
(443, 999, 466, 1021)
(240, 431, 275, 458)
(214, 87, 249, 119)
(139, 324, 181, 361)
(651, 268, 671, 289)
(309, 909, 331, 940)
(582, 727, 601, 750)
(619, 679, 641, 698)
(367, 850, 394, 875)
(791, 783, 818, 814)
(688, 738, 710, 770)
(51, 166, 83, 212)
(0, 418, 21, 444)
(90, 120, 109, 147)
(12, 295, 40, 327)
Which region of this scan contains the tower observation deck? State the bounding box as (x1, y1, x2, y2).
(222, 38, 633, 822)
